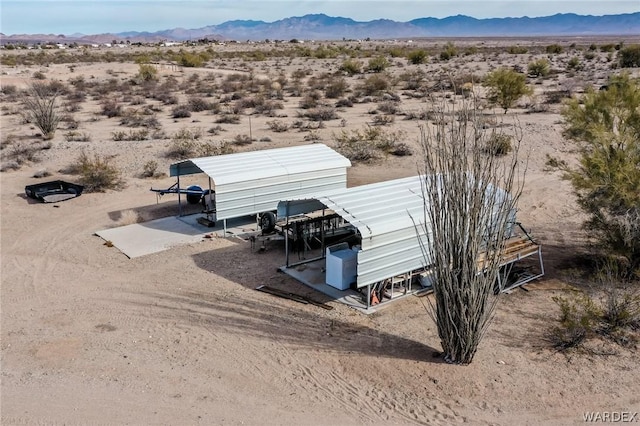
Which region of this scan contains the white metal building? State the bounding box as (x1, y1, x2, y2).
(166, 144, 351, 226)
(277, 175, 543, 310)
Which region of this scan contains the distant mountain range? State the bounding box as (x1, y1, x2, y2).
(3, 12, 640, 44)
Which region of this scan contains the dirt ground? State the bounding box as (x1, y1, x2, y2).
(1, 38, 639, 425)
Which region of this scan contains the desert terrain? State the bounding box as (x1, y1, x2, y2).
(1, 37, 639, 425)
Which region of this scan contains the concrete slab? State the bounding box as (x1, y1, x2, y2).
(96, 214, 259, 258)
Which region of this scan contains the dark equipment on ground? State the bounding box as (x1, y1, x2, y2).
(25, 180, 84, 203)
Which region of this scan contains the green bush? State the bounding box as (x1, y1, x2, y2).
(358, 74, 390, 96)
(367, 56, 390, 73)
(407, 49, 428, 65)
(546, 44, 563, 54)
(561, 74, 640, 271)
(137, 64, 158, 82)
(439, 42, 457, 60)
(483, 68, 533, 113)
(619, 45, 640, 68)
(527, 58, 550, 77)
(549, 284, 640, 351)
(339, 59, 362, 75)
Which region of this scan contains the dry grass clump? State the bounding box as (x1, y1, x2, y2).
(215, 114, 241, 124)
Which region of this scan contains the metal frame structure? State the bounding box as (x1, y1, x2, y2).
(153, 144, 351, 233)
(276, 175, 545, 310)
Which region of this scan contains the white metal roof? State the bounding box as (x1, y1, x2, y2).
(279, 175, 512, 288)
(170, 144, 351, 220)
(169, 144, 351, 181)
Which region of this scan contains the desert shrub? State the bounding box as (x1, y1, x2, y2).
(137, 64, 158, 82)
(619, 45, 640, 68)
(253, 99, 283, 116)
(371, 114, 395, 126)
(166, 128, 209, 159)
(266, 120, 289, 132)
(544, 90, 571, 104)
(299, 90, 323, 109)
(325, 77, 348, 99)
(101, 99, 122, 118)
(584, 51, 596, 60)
(335, 98, 354, 108)
(567, 56, 582, 71)
(1, 85, 17, 96)
(177, 51, 204, 68)
(600, 43, 616, 53)
(303, 130, 321, 142)
(339, 59, 362, 75)
(528, 58, 550, 77)
(32, 71, 46, 80)
(367, 56, 390, 73)
(300, 106, 338, 121)
(377, 101, 400, 115)
(549, 281, 640, 351)
(64, 131, 91, 142)
(439, 42, 458, 60)
(172, 105, 191, 118)
(507, 45, 528, 54)
(23, 83, 62, 139)
(398, 69, 426, 91)
(188, 96, 215, 112)
(215, 114, 240, 124)
(483, 68, 532, 113)
(207, 125, 224, 135)
(1, 140, 51, 170)
(407, 49, 428, 65)
(483, 133, 513, 156)
(232, 134, 254, 146)
(561, 74, 640, 271)
(73, 151, 123, 192)
(546, 44, 563, 54)
(140, 160, 166, 178)
(333, 125, 407, 163)
(358, 74, 390, 96)
(112, 129, 149, 141)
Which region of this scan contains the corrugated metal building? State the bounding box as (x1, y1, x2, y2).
(276, 175, 541, 311)
(168, 144, 351, 224)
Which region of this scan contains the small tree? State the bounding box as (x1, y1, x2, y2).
(23, 83, 61, 139)
(418, 94, 525, 364)
(561, 74, 640, 273)
(483, 68, 532, 113)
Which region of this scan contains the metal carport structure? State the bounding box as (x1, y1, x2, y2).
(164, 144, 351, 231)
(277, 175, 544, 310)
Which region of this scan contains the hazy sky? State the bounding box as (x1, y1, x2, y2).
(2, 1, 639, 35)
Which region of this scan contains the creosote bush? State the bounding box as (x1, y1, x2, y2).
(483, 68, 533, 113)
(333, 125, 407, 163)
(74, 151, 124, 192)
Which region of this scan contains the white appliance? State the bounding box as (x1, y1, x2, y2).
(325, 243, 358, 290)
